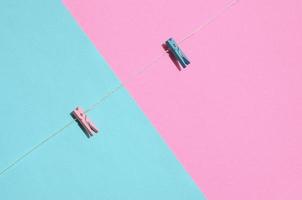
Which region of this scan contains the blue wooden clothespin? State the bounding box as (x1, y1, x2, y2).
(165, 38, 190, 68)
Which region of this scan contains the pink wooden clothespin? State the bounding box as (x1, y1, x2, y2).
(71, 107, 99, 137)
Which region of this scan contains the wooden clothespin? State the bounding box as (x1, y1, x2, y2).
(71, 107, 99, 137)
(165, 38, 190, 69)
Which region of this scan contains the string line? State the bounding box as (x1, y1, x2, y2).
(85, 50, 168, 113)
(0, 0, 239, 177)
(0, 120, 74, 176)
(179, 0, 239, 44)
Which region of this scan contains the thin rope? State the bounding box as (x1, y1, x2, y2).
(85, 50, 168, 113)
(0, 120, 74, 176)
(179, 0, 239, 44)
(0, 0, 239, 177)
(86, 0, 239, 113)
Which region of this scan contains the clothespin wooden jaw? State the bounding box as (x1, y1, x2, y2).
(71, 107, 99, 138)
(165, 38, 190, 69)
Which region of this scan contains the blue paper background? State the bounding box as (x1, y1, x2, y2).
(0, 1, 205, 199)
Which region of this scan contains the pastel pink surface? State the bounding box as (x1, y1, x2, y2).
(63, 0, 302, 199)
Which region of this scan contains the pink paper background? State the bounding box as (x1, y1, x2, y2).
(63, 0, 302, 199)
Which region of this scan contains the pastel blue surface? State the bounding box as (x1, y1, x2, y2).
(0, 1, 205, 199)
